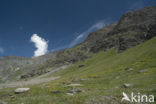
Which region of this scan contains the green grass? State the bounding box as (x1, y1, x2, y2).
(0, 37, 156, 104)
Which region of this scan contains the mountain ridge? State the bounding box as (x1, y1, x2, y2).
(0, 6, 156, 81)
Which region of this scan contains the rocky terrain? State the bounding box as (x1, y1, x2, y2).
(0, 6, 156, 104)
(19, 6, 156, 79)
(0, 6, 156, 82)
(0, 51, 57, 82)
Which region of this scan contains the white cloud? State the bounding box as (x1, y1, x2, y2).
(69, 21, 106, 47)
(30, 34, 48, 57)
(0, 47, 4, 53)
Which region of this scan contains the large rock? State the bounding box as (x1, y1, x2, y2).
(15, 88, 30, 94)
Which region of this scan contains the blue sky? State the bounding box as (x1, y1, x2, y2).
(0, 0, 156, 57)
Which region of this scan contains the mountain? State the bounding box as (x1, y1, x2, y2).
(0, 6, 156, 82)
(21, 6, 156, 78)
(0, 52, 57, 82)
(1, 26, 156, 104)
(0, 6, 156, 104)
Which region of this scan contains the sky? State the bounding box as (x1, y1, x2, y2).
(0, 0, 156, 57)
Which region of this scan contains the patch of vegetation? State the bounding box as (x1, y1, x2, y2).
(0, 37, 156, 104)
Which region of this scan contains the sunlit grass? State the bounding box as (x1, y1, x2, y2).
(0, 37, 156, 104)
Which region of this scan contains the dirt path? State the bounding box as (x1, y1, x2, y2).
(0, 76, 60, 89)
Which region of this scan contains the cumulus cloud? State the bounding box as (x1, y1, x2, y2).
(69, 21, 106, 47)
(0, 47, 4, 53)
(30, 34, 48, 57)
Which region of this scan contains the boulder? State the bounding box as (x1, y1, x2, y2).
(15, 88, 30, 94)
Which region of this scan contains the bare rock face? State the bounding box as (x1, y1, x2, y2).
(15, 88, 30, 94)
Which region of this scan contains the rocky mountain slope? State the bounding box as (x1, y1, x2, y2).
(0, 52, 57, 82)
(0, 6, 156, 81)
(24, 6, 156, 78)
(44, 6, 156, 66)
(1, 31, 156, 104)
(0, 6, 156, 104)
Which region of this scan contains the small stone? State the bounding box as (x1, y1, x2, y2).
(115, 86, 119, 89)
(80, 78, 89, 81)
(115, 76, 120, 79)
(78, 64, 85, 68)
(68, 89, 75, 93)
(75, 88, 84, 93)
(66, 93, 74, 96)
(71, 78, 78, 82)
(9, 95, 15, 98)
(138, 69, 147, 73)
(15, 88, 30, 94)
(51, 90, 61, 94)
(123, 84, 133, 88)
(66, 84, 83, 87)
(125, 67, 133, 71)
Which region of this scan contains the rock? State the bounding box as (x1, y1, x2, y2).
(138, 69, 147, 73)
(66, 84, 83, 87)
(9, 95, 15, 98)
(75, 88, 84, 93)
(68, 89, 75, 93)
(78, 64, 85, 68)
(15, 88, 30, 94)
(68, 88, 84, 93)
(88, 74, 99, 78)
(80, 78, 89, 81)
(115, 86, 119, 89)
(20, 75, 29, 79)
(71, 78, 78, 82)
(123, 84, 133, 88)
(125, 67, 133, 71)
(66, 93, 74, 96)
(51, 90, 61, 94)
(66, 82, 72, 85)
(115, 76, 120, 79)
